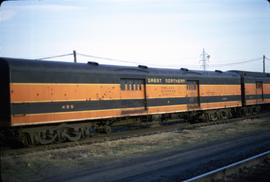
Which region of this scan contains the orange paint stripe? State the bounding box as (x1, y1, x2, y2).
(11, 83, 146, 103)
(200, 85, 241, 96)
(200, 101, 241, 110)
(148, 104, 187, 113)
(246, 99, 257, 105)
(11, 83, 119, 103)
(147, 84, 241, 98)
(263, 98, 270, 103)
(245, 83, 270, 95)
(11, 107, 147, 126)
(263, 84, 270, 94)
(11, 82, 243, 104)
(246, 98, 270, 105)
(245, 83, 256, 95)
(12, 82, 244, 103)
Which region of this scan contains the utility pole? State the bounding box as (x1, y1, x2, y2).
(263, 55, 266, 73)
(73, 50, 77, 63)
(200, 48, 210, 71)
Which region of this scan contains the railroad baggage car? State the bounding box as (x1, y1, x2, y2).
(0, 57, 265, 145)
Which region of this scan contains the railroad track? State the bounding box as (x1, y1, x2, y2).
(183, 150, 270, 182)
(2, 112, 270, 157)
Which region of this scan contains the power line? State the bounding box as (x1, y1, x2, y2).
(209, 57, 262, 67)
(36, 51, 268, 71)
(77, 52, 201, 68)
(77, 52, 268, 69)
(37, 53, 73, 60)
(35, 51, 200, 68)
(77, 52, 140, 65)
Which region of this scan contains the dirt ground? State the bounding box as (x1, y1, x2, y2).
(1, 117, 270, 182)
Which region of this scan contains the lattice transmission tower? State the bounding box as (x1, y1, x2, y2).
(200, 48, 210, 71)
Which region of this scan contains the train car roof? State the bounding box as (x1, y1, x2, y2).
(1, 57, 240, 78)
(229, 70, 270, 78)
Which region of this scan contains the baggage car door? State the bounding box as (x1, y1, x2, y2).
(186, 80, 200, 110)
(256, 81, 263, 104)
(120, 79, 147, 114)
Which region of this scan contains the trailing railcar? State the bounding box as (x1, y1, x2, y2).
(0, 57, 245, 145)
(230, 71, 270, 113)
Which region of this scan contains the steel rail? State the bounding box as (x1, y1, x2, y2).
(183, 150, 270, 182)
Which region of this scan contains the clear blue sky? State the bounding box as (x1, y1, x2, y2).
(0, 0, 270, 72)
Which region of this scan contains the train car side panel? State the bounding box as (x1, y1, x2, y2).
(245, 82, 257, 106)
(244, 78, 270, 106)
(145, 83, 187, 113)
(199, 84, 242, 110)
(7, 58, 244, 126)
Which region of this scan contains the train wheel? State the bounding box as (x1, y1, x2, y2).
(104, 126, 112, 134)
(62, 127, 82, 142)
(220, 110, 228, 120)
(241, 107, 248, 116)
(36, 129, 57, 145)
(227, 110, 233, 119)
(81, 126, 96, 138)
(256, 106, 261, 113)
(246, 107, 252, 115)
(200, 112, 209, 122)
(19, 132, 32, 146)
(209, 111, 219, 121)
